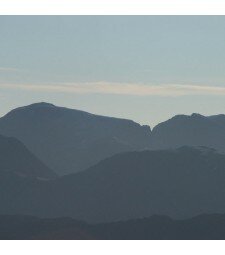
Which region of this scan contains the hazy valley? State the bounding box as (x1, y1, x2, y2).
(1, 103, 225, 239)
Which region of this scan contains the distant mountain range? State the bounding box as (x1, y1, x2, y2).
(2, 102, 225, 238)
(1, 146, 225, 222)
(0, 103, 151, 175)
(1, 213, 225, 240)
(151, 113, 225, 151)
(1, 103, 225, 175)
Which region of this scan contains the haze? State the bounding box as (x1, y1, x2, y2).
(1, 16, 225, 126)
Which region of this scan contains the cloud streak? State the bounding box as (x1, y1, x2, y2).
(0, 67, 21, 72)
(1, 82, 225, 97)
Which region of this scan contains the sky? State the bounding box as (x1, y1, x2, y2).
(1, 16, 225, 127)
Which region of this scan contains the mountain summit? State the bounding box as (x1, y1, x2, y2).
(0, 102, 152, 175)
(2, 102, 225, 175)
(151, 113, 225, 152)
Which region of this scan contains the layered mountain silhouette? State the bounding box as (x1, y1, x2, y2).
(2, 146, 225, 222)
(2, 103, 225, 238)
(1, 213, 225, 240)
(1, 103, 225, 176)
(151, 113, 225, 151)
(0, 103, 151, 175)
(0, 134, 56, 179)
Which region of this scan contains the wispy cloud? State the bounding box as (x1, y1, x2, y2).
(1, 81, 225, 97)
(0, 67, 20, 72)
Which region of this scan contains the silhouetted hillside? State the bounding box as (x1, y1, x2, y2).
(2, 147, 225, 222)
(1, 214, 225, 240)
(0, 134, 56, 179)
(0, 102, 151, 175)
(152, 113, 225, 152)
(2, 103, 225, 176)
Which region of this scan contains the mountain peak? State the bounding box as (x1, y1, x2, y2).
(190, 113, 204, 118)
(27, 102, 56, 108)
(3, 102, 57, 118)
(0, 103, 152, 175)
(171, 113, 205, 120)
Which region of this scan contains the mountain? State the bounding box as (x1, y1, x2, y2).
(0, 134, 56, 179)
(151, 113, 225, 152)
(2, 103, 225, 176)
(1, 213, 225, 240)
(0, 102, 151, 175)
(2, 146, 225, 222)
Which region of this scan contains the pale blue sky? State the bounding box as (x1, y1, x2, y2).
(1, 16, 225, 127)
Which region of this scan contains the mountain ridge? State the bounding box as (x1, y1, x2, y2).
(1, 146, 225, 222)
(1, 102, 225, 176)
(0, 133, 56, 179)
(0, 102, 152, 175)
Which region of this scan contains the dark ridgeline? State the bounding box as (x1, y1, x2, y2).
(1, 146, 225, 223)
(2, 103, 225, 239)
(0, 103, 151, 175)
(151, 113, 225, 151)
(1, 214, 225, 240)
(0, 134, 56, 179)
(1, 103, 225, 176)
